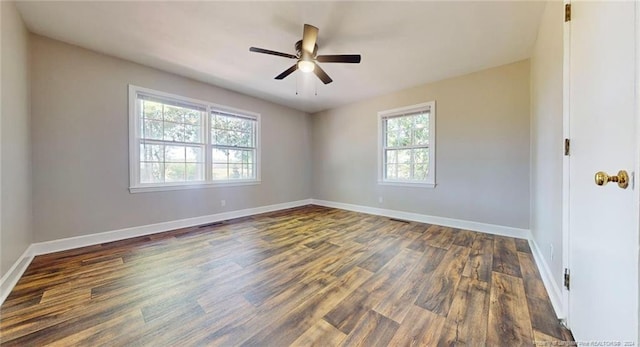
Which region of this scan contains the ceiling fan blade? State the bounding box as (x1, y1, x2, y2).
(250, 47, 297, 59)
(313, 63, 333, 84)
(302, 24, 319, 54)
(275, 64, 298, 80)
(316, 55, 361, 63)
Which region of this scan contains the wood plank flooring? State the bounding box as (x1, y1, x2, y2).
(0, 205, 572, 346)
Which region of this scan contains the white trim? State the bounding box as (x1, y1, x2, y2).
(377, 101, 436, 187)
(377, 181, 436, 189)
(635, 2, 640, 344)
(129, 85, 261, 120)
(562, 0, 572, 325)
(0, 199, 312, 306)
(530, 237, 565, 319)
(29, 199, 312, 256)
(0, 198, 558, 314)
(378, 102, 435, 118)
(128, 84, 138, 192)
(0, 246, 34, 305)
(312, 198, 568, 317)
(310, 199, 531, 239)
(129, 179, 261, 193)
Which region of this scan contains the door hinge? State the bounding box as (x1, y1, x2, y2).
(564, 268, 570, 290)
(565, 3, 571, 22)
(564, 138, 570, 156)
(559, 318, 568, 328)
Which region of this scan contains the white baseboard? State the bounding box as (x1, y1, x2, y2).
(0, 199, 312, 306)
(529, 238, 565, 319)
(311, 199, 532, 239)
(29, 199, 313, 256)
(0, 246, 34, 305)
(2, 198, 560, 317)
(311, 199, 566, 318)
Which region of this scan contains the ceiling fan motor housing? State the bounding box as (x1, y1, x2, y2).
(295, 40, 318, 59)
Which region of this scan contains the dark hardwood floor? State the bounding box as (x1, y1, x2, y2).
(0, 205, 572, 346)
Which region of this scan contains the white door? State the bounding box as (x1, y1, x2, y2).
(568, 0, 639, 343)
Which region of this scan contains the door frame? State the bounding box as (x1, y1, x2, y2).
(561, 0, 640, 335)
(561, 0, 571, 326)
(635, 3, 640, 343)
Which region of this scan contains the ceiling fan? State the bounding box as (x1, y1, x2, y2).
(249, 24, 361, 84)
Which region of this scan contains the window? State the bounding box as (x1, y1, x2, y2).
(378, 101, 436, 187)
(129, 85, 260, 193)
(211, 111, 256, 180)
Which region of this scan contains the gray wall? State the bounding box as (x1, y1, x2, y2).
(312, 60, 531, 229)
(530, 1, 564, 288)
(30, 35, 312, 242)
(16, 24, 536, 266)
(1, 2, 33, 276)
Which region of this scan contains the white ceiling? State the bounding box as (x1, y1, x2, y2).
(16, 1, 545, 113)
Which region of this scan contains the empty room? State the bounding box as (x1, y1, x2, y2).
(1, 1, 638, 345)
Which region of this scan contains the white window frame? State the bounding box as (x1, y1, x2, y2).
(377, 101, 436, 188)
(128, 85, 261, 193)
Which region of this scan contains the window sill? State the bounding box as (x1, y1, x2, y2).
(378, 180, 436, 188)
(129, 180, 261, 193)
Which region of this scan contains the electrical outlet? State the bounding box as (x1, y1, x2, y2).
(378, 196, 383, 204)
(550, 244, 554, 261)
(221, 200, 226, 207)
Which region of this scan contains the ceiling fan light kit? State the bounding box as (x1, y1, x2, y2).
(249, 24, 361, 85)
(297, 60, 315, 73)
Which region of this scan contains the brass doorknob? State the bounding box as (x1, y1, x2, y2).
(595, 170, 629, 189)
